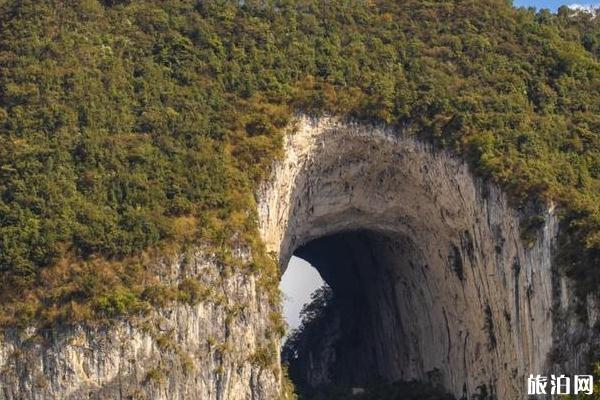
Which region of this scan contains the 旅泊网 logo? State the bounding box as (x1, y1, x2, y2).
(527, 374, 594, 396)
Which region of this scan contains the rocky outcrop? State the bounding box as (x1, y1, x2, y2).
(258, 116, 599, 399)
(0, 250, 280, 400)
(0, 116, 597, 400)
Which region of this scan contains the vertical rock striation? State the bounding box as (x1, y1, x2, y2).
(0, 115, 597, 400)
(258, 116, 599, 399)
(0, 250, 280, 400)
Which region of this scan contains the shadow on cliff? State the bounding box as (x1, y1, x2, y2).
(281, 282, 457, 400)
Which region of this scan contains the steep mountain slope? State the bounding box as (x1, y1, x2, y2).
(0, 0, 598, 325)
(0, 1, 598, 399)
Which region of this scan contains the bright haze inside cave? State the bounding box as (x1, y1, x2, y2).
(280, 256, 324, 333)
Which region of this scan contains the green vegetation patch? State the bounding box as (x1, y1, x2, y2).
(0, 0, 599, 325)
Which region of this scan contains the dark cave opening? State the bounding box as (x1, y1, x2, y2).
(281, 230, 457, 400)
(261, 119, 558, 399)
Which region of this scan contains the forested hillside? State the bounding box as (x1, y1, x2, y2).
(0, 0, 598, 325)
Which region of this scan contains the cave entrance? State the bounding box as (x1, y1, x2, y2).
(280, 230, 457, 399)
(261, 117, 553, 399)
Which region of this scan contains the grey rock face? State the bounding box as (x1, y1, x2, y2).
(0, 116, 597, 400)
(0, 251, 280, 400)
(258, 116, 599, 399)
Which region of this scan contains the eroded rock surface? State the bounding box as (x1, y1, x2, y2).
(0, 251, 280, 400)
(0, 116, 597, 400)
(259, 116, 599, 399)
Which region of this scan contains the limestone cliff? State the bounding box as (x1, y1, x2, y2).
(259, 116, 600, 399)
(0, 116, 597, 400)
(0, 250, 280, 400)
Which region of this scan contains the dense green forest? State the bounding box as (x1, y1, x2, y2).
(0, 0, 598, 325)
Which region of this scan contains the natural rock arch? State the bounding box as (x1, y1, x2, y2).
(258, 116, 559, 399)
(0, 116, 594, 400)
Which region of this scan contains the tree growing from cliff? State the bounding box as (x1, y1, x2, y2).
(282, 284, 333, 366)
